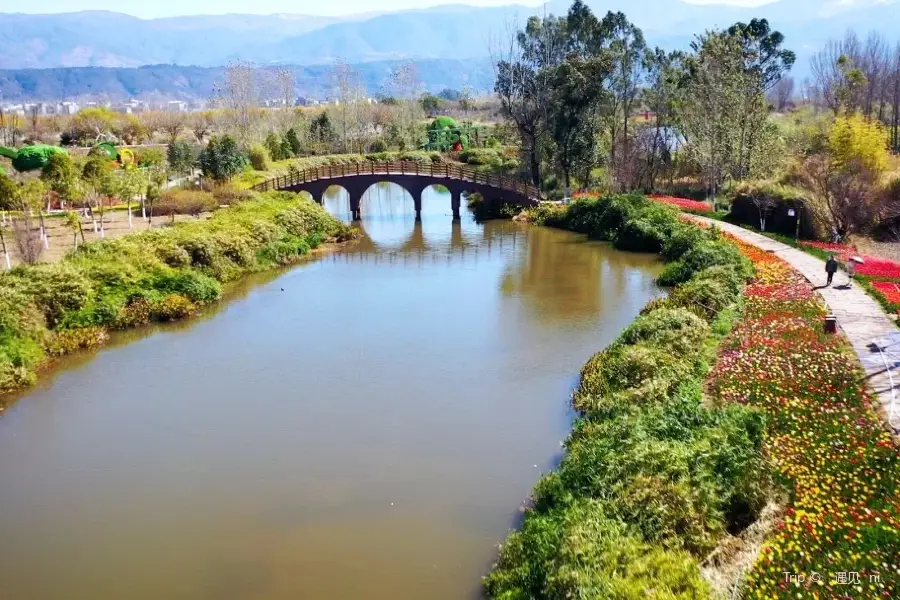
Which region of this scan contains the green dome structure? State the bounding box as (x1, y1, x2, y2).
(421, 117, 483, 152)
(0, 144, 69, 173)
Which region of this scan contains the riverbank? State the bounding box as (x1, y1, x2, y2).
(485, 194, 765, 597)
(0, 191, 354, 399)
(487, 195, 900, 598)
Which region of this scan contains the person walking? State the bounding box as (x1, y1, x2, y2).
(825, 254, 838, 286)
(846, 259, 856, 288)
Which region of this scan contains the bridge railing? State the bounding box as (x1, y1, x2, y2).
(250, 161, 543, 200)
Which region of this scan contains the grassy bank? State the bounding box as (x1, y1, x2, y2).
(0, 192, 353, 396)
(485, 195, 767, 598)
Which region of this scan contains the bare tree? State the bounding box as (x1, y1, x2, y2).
(214, 60, 258, 143)
(751, 194, 778, 231)
(769, 77, 795, 111)
(11, 213, 42, 265)
(330, 60, 364, 153)
(273, 68, 297, 109)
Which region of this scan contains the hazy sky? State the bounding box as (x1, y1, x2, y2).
(8, 0, 776, 19)
(8, 0, 547, 19)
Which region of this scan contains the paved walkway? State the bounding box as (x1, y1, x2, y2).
(688, 216, 900, 435)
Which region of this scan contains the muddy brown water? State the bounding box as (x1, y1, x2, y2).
(0, 184, 663, 600)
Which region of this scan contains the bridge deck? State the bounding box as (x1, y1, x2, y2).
(250, 160, 543, 201)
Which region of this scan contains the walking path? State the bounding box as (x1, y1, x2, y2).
(688, 215, 900, 435)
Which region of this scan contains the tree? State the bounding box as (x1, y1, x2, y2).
(167, 140, 195, 175)
(189, 111, 216, 143)
(16, 180, 48, 262)
(420, 93, 442, 115)
(308, 112, 336, 151)
(215, 61, 258, 143)
(64, 210, 85, 249)
(795, 113, 890, 237)
(117, 168, 145, 229)
(41, 151, 79, 209)
(548, 56, 611, 189)
(70, 107, 119, 144)
(279, 136, 295, 160)
(681, 20, 794, 194)
(264, 132, 283, 161)
(459, 85, 475, 115)
(199, 135, 247, 181)
(157, 112, 187, 142)
(0, 173, 18, 269)
(285, 128, 302, 156)
(601, 11, 647, 190)
(769, 76, 795, 111)
(494, 12, 568, 186)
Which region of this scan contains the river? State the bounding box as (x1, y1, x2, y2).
(0, 184, 662, 600)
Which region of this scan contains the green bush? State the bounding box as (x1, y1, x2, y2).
(248, 144, 272, 171)
(151, 295, 196, 322)
(668, 277, 738, 321)
(619, 308, 710, 354)
(657, 239, 753, 286)
(484, 499, 711, 599)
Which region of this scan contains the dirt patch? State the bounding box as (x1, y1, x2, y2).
(701, 500, 785, 600)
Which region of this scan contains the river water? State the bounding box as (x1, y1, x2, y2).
(0, 184, 662, 600)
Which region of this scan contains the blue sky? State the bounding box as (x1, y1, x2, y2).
(10, 0, 548, 18)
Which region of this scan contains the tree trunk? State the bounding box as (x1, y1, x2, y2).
(89, 205, 98, 233)
(0, 226, 9, 270)
(38, 210, 49, 249)
(128, 201, 133, 229)
(78, 220, 86, 244)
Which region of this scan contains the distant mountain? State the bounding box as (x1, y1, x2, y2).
(0, 59, 497, 102)
(1, 0, 899, 98)
(0, 11, 344, 69)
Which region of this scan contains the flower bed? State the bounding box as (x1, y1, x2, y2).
(798, 241, 856, 258)
(710, 237, 900, 599)
(650, 194, 714, 213)
(872, 281, 900, 305)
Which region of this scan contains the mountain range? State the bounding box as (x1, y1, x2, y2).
(0, 0, 899, 100)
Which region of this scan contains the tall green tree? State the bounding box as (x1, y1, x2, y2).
(199, 135, 246, 182)
(167, 140, 195, 175)
(40, 151, 79, 209)
(495, 13, 568, 186)
(285, 128, 302, 156)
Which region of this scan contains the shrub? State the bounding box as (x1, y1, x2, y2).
(619, 308, 710, 354)
(658, 239, 752, 286)
(43, 327, 109, 357)
(115, 298, 153, 329)
(248, 144, 271, 171)
(368, 139, 388, 153)
(155, 190, 218, 218)
(484, 499, 711, 599)
(4, 265, 93, 328)
(151, 295, 196, 322)
(668, 277, 738, 321)
(211, 183, 252, 205)
(151, 271, 222, 303)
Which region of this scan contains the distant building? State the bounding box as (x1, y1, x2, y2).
(166, 100, 188, 113)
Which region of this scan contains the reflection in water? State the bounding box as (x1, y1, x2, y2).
(0, 183, 663, 600)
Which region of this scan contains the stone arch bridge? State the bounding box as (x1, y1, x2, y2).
(250, 161, 543, 220)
